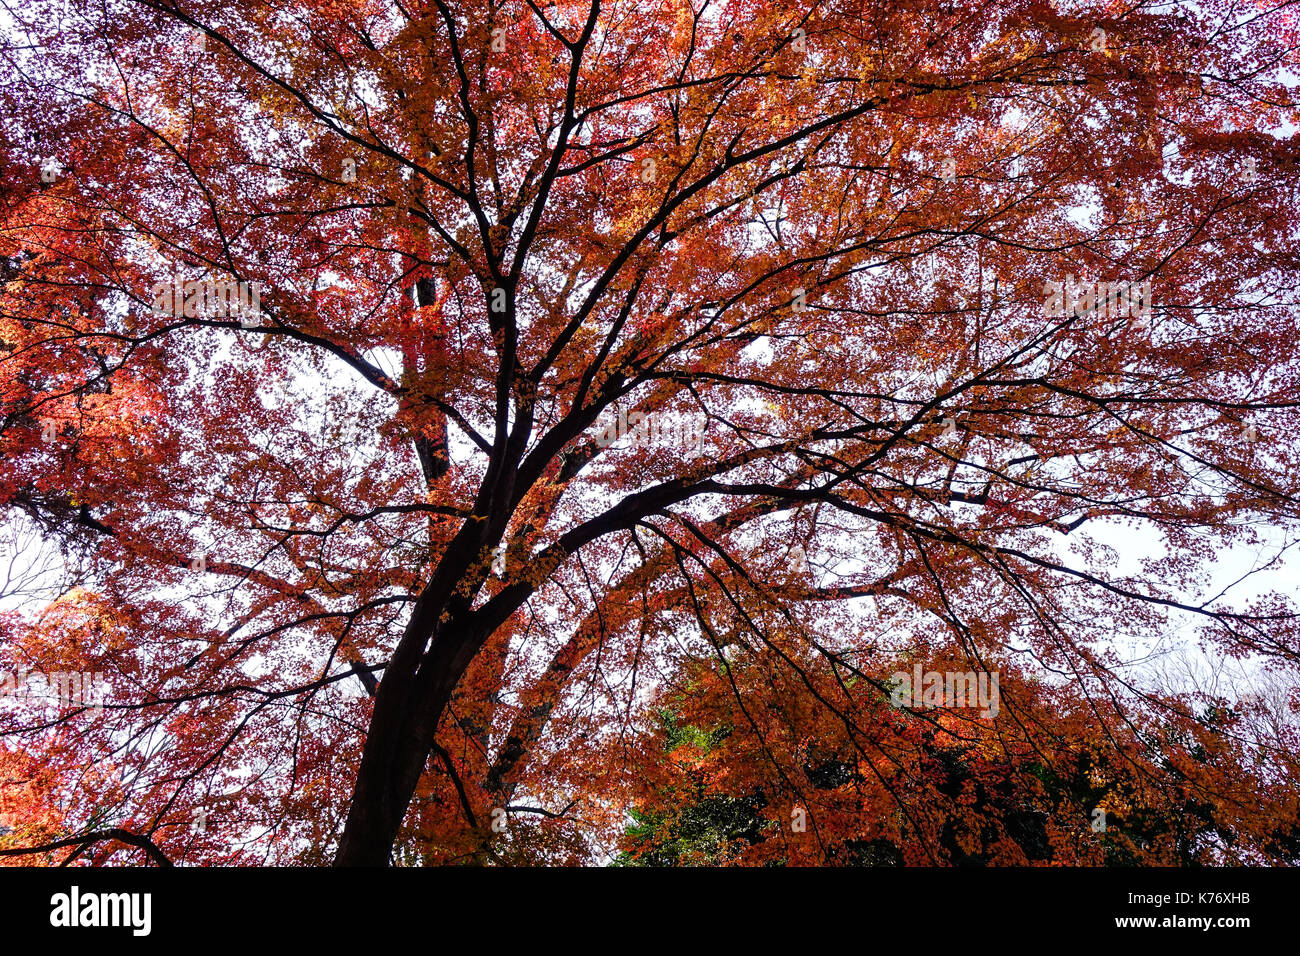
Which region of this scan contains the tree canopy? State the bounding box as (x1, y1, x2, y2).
(0, 0, 1297, 866)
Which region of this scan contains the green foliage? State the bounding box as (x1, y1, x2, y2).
(614, 796, 767, 866)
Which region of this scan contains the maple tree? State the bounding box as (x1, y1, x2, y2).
(616, 645, 1300, 865)
(0, 0, 1298, 867)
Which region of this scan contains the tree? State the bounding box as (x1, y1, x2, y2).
(0, 0, 1298, 866)
(615, 644, 1300, 865)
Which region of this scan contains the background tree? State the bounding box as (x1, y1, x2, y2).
(0, 0, 1297, 866)
(615, 644, 1300, 865)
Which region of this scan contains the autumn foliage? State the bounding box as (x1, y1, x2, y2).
(1, 0, 1298, 866)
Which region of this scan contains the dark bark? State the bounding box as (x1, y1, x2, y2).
(333, 591, 479, 865)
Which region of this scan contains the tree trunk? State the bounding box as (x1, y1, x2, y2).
(335, 590, 485, 865)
